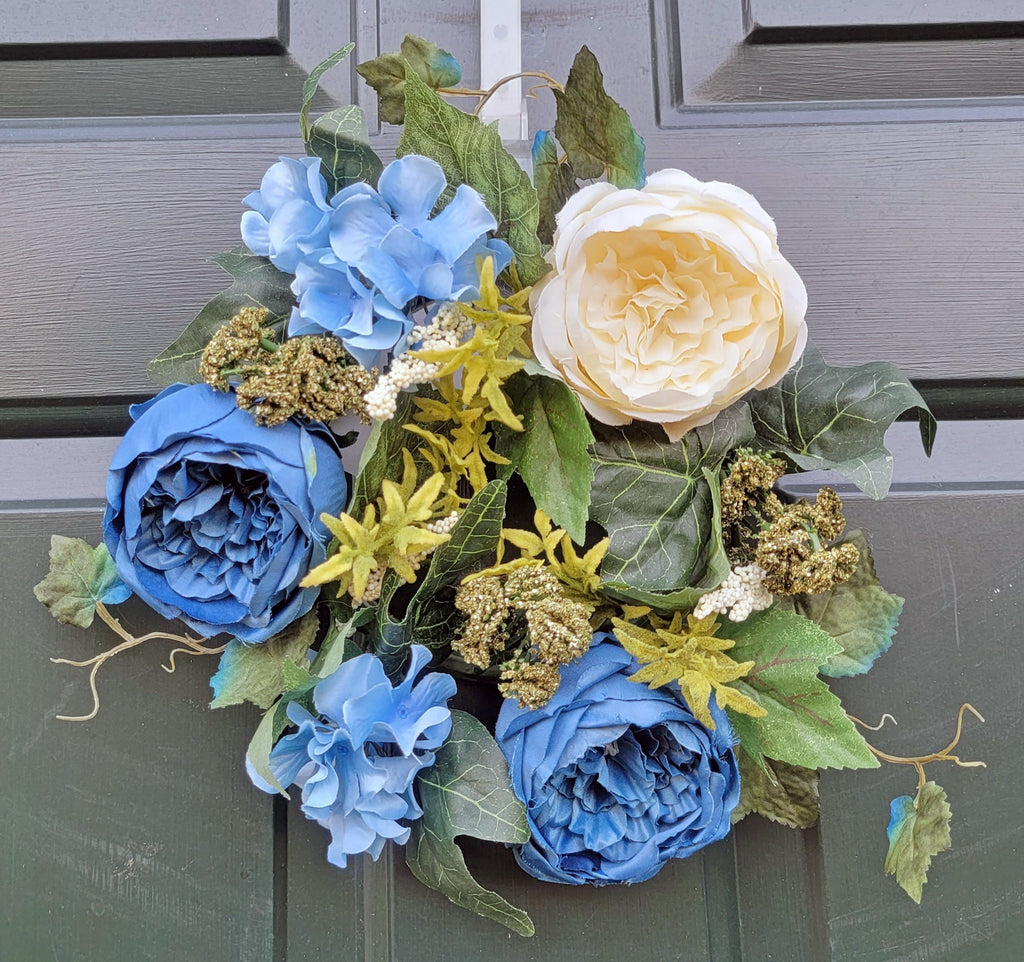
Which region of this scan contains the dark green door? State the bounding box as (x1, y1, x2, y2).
(2, 2, 1021, 959)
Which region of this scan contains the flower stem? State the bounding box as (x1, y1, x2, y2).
(437, 70, 563, 117)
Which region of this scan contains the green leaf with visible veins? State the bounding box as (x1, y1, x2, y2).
(553, 46, 645, 189)
(589, 403, 754, 592)
(884, 781, 952, 903)
(357, 35, 462, 125)
(749, 342, 936, 499)
(406, 710, 534, 936)
(733, 746, 820, 829)
(209, 609, 319, 709)
(398, 67, 548, 287)
(307, 104, 384, 193)
(499, 370, 594, 544)
(719, 609, 878, 770)
(777, 530, 904, 678)
(370, 480, 507, 676)
(299, 42, 354, 140)
(532, 130, 578, 245)
(34, 536, 130, 629)
(147, 248, 294, 386)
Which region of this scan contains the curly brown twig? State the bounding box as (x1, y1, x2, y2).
(437, 70, 563, 117)
(50, 602, 226, 722)
(850, 703, 986, 792)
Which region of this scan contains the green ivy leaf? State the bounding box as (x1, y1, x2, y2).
(749, 342, 936, 499)
(719, 609, 878, 770)
(299, 42, 355, 141)
(499, 371, 595, 544)
(732, 746, 820, 829)
(589, 403, 754, 592)
(307, 105, 384, 193)
(777, 530, 904, 678)
(33, 536, 130, 629)
(357, 35, 462, 125)
(406, 710, 534, 937)
(532, 130, 578, 245)
(398, 67, 548, 287)
(147, 248, 294, 387)
(552, 46, 645, 189)
(884, 781, 952, 903)
(209, 609, 319, 709)
(370, 480, 507, 675)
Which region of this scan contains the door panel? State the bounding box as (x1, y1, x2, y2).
(2, 1, 1021, 959)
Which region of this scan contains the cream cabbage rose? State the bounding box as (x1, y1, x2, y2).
(530, 170, 808, 441)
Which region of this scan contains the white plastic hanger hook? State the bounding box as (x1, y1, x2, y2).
(479, 0, 527, 140)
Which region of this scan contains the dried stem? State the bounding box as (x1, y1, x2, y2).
(850, 703, 986, 792)
(51, 602, 227, 722)
(437, 70, 563, 117)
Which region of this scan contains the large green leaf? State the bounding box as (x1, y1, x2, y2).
(147, 248, 294, 386)
(719, 609, 878, 770)
(209, 610, 319, 709)
(777, 530, 904, 678)
(552, 46, 645, 189)
(884, 781, 952, 903)
(33, 536, 130, 629)
(499, 370, 595, 544)
(299, 42, 354, 140)
(307, 105, 383, 193)
(406, 710, 533, 936)
(532, 130, 578, 245)
(357, 35, 462, 125)
(398, 68, 548, 287)
(732, 747, 820, 829)
(749, 342, 936, 499)
(589, 403, 753, 592)
(370, 480, 507, 675)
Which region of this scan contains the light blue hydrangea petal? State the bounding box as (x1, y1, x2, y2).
(416, 183, 498, 264)
(376, 154, 447, 226)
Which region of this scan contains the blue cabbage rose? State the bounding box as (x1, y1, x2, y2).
(249, 645, 457, 867)
(287, 154, 512, 366)
(495, 638, 741, 885)
(103, 383, 346, 643)
(240, 156, 334, 273)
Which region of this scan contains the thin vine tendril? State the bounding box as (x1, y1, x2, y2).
(50, 602, 227, 722)
(437, 70, 563, 117)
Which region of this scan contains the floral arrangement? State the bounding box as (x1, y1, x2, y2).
(34, 38, 985, 935)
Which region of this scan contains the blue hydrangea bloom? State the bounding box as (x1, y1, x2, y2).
(241, 156, 334, 273)
(496, 637, 741, 885)
(248, 645, 457, 867)
(287, 154, 512, 367)
(103, 383, 346, 643)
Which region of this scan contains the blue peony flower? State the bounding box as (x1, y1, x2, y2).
(103, 383, 346, 643)
(241, 156, 334, 273)
(249, 645, 457, 867)
(287, 154, 513, 366)
(495, 638, 741, 885)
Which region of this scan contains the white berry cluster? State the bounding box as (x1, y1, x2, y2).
(693, 563, 773, 623)
(406, 511, 461, 569)
(363, 303, 472, 420)
(351, 566, 386, 606)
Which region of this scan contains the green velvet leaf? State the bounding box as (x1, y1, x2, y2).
(299, 42, 355, 141)
(552, 46, 645, 189)
(399, 67, 548, 287)
(532, 129, 578, 245)
(307, 104, 384, 193)
(406, 710, 534, 937)
(720, 609, 878, 770)
(356, 34, 462, 125)
(499, 370, 595, 544)
(589, 403, 754, 592)
(884, 781, 952, 903)
(732, 746, 820, 829)
(370, 480, 507, 675)
(33, 536, 130, 629)
(246, 702, 289, 797)
(749, 342, 936, 499)
(147, 248, 294, 386)
(777, 530, 904, 678)
(209, 609, 319, 709)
